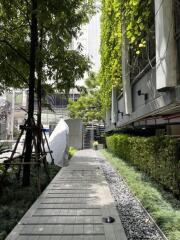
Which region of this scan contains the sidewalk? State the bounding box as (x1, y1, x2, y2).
(6, 149, 127, 240)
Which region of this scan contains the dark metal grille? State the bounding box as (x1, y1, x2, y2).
(47, 95, 68, 108)
(174, 0, 180, 39)
(47, 93, 80, 109)
(174, 0, 180, 82)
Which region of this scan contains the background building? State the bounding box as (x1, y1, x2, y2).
(73, 4, 101, 85)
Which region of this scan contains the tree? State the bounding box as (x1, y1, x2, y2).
(46, 49, 91, 97)
(0, 0, 95, 186)
(0, 1, 30, 92)
(68, 73, 102, 123)
(0, 0, 95, 92)
(23, 0, 38, 186)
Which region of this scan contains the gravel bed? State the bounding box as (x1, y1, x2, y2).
(97, 155, 165, 240)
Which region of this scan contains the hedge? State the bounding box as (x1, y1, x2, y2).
(106, 134, 180, 197)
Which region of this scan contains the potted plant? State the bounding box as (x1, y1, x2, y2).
(93, 141, 98, 150)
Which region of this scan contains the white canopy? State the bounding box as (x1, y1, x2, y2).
(46, 119, 69, 167)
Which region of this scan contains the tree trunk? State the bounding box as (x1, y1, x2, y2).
(23, 0, 38, 186)
(37, 28, 43, 156)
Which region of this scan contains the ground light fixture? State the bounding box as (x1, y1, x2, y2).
(102, 216, 115, 223)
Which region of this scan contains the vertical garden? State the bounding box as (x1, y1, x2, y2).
(100, 0, 154, 113)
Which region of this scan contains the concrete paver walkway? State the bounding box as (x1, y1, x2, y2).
(6, 150, 127, 240)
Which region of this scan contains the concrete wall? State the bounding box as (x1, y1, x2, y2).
(132, 68, 159, 111)
(117, 97, 125, 123)
(122, 20, 132, 114)
(114, 68, 175, 129)
(65, 119, 83, 150)
(167, 125, 180, 135)
(0, 122, 7, 140)
(111, 88, 118, 124)
(155, 0, 177, 90)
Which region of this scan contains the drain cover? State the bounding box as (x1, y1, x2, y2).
(102, 216, 115, 223)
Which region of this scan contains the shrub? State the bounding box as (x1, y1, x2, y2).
(106, 134, 180, 197)
(68, 147, 77, 159)
(92, 141, 98, 150)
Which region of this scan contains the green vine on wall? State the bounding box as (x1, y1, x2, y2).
(100, 0, 122, 114)
(124, 0, 154, 54)
(100, 0, 153, 113)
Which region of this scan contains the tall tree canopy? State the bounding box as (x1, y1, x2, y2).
(68, 73, 102, 123)
(0, 0, 95, 93)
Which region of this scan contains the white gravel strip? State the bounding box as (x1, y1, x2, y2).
(97, 153, 166, 240)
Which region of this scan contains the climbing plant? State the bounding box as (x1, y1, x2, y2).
(100, 0, 154, 113)
(100, 0, 122, 114)
(124, 0, 154, 54)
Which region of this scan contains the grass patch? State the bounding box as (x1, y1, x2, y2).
(0, 164, 60, 240)
(101, 149, 180, 240)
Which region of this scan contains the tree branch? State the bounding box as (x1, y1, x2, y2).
(24, 0, 31, 27)
(6, 62, 28, 85)
(0, 39, 30, 65)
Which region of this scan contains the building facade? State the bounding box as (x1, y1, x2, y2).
(73, 3, 101, 86)
(106, 0, 180, 136)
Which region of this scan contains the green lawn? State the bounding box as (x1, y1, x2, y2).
(101, 150, 180, 240)
(0, 164, 60, 240)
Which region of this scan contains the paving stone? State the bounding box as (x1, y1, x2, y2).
(5, 150, 127, 240)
